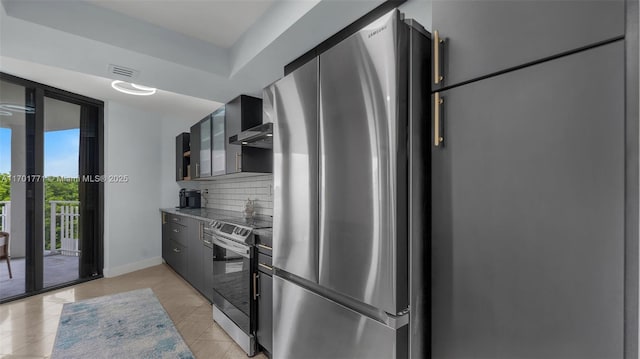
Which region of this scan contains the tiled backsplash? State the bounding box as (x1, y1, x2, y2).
(197, 174, 273, 217)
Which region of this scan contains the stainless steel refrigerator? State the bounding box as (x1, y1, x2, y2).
(271, 10, 430, 358)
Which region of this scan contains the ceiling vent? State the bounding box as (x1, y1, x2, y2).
(108, 64, 139, 80)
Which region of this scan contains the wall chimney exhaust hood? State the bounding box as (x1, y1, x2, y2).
(229, 122, 273, 149)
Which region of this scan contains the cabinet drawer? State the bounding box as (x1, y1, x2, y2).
(254, 229, 272, 255)
(166, 214, 186, 225)
(167, 239, 187, 277)
(168, 222, 188, 246)
(258, 253, 273, 274)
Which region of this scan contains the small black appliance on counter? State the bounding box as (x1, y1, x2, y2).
(179, 189, 201, 208)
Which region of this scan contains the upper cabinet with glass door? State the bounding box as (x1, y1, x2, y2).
(211, 106, 226, 177)
(189, 114, 212, 180)
(178, 95, 272, 182)
(431, 0, 624, 90)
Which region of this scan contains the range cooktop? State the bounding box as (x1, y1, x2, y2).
(215, 217, 272, 229)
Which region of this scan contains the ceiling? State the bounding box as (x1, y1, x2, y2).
(0, 56, 222, 121)
(0, 0, 428, 111)
(87, 0, 275, 48)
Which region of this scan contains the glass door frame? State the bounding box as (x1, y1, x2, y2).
(0, 72, 104, 303)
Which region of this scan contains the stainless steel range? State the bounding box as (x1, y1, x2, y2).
(206, 217, 271, 357)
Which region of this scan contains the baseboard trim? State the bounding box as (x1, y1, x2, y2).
(103, 257, 163, 278)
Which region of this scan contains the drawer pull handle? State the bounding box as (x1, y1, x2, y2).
(259, 263, 273, 271)
(257, 244, 272, 250)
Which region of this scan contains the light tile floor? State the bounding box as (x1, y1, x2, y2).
(0, 264, 268, 359)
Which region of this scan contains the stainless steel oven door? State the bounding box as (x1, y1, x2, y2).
(210, 233, 252, 334)
(211, 234, 250, 258)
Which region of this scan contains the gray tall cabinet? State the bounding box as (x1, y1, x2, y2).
(430, 0, 630, 358)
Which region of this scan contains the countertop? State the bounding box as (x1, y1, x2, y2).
(160, 207, 273, 228)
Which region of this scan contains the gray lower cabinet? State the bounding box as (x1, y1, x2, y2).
(432, 0, 624, 89)
(162, 213, 213, 303)
(163, 219, 188, 278)
(162, 214, 171, 262)
(188, 220, 204, 294)
(168, 239, 187, 278)
(257, 272, 273, 354)
(431, 41, 625, 359)
(203, 244, 214, 302)
(257, 253, 273, 355)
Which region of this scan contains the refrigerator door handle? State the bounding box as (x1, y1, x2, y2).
(384, 310, 409, 330)
(434, 92, 444, 147)
(434, 30, 444, 85)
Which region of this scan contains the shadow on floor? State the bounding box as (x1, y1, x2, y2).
(0, 253, 79, 300)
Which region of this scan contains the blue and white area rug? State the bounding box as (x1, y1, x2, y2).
(51, 288, 194, 359)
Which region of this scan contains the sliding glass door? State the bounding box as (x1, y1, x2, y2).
(43, 96, 81, 288)
(0, 73, 103, 302)
(0, 78, 31, 298)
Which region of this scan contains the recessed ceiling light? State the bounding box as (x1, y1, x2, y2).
(111, 80, 157, 96)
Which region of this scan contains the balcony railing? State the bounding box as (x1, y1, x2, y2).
(0, 200, 81, 257)
(50, 201, 80, 256)
(0, 201, 10, 234)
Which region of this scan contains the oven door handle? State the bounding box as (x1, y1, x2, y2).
(212, 236, 250, 258)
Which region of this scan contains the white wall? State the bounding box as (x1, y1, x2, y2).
(103, 102, 163, 277)
(103, 102, 204, 277)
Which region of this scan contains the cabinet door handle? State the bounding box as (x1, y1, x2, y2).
(434, 92, 444, 147)
(253, 273, 259, 300)
(179, 167, 182, 179)
(434, 30, 444, 85)
(203, 240, 212, 245)
(195, 163, 199, 177)
(257, 244, 272, 251)
(162, 213, 166, 224)
(173, 248, 181, 253)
